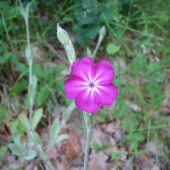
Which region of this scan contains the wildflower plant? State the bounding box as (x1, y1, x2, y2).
(57, 24, 118, 170)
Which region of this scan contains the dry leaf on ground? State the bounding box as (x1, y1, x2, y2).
(110, 137, 119, 154)
(32, 46, 45, 62)
(70, 167, 83, 170)
(65, 129, 81, 159)
(125, 100, 141, 112)
(101, 120, 120, 134)
(147, 141, 165, 157)
(47, 148, 60, 159)
(151, 164, 160, 170)
(88, 151, 108, 170)
(55, 156, 70, 170)
(91, 127, 104, 146)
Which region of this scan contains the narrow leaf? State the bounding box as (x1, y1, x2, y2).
(31, 108, 43, 130)
(8, 164, 22, 169)
(56, 134, 69, 143)
(18, 113, 29, 130)
(62, 102, 76, 122)
(48, 118, 60, 148)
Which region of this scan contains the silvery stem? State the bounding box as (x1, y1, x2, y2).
(83, 112, 94, 170)
(84, 126, 92, 170)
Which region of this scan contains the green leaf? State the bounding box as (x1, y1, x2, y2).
(48, 118, 60, 148)
(24, 148, 37, 160)
(92, 140, 101, 153)
(8, 143, 20, 156)
(106, 43, 120, 54)
(8, 164, 22, 170)
(0, 145, 8, 158)
(62, 102, 76, 122)
(12, 132, 22, 147)
(111, 152, 119, 161)
(37, 86, 50, 105)
(31, 108, 43, 130)
(56, 134, 69, 143)
(0, 104, 7, 123)
(11, 80, 28, 96)
(86, 47, 92, 56)
(18, 113, 29, 130)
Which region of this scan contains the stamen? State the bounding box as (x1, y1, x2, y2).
(89, 82, 95, 88)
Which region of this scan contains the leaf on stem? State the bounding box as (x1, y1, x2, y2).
(56, 134, 68, 143)
(48, 118, 60, 149)
(31, 108, 43, 130)
(18, 113, 29, 130)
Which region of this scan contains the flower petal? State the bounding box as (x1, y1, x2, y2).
(75, 88, 99, 113)
(71, 57, 94, 82)
(64, 75, 87, 98)
(94, 84, 118, 105)
(94, 60, 114, 85)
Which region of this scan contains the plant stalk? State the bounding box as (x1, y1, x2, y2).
(24, 9, 33, 126)
(83, 112, 94, 170)
(47, 160, 55, 170)
(92, 36, 103, 59)
(84, 126, 92, 170)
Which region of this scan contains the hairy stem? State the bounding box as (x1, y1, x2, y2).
(92, 36, 103, 59)
(83, 112, 94, 170)
(24, 10, 33, 126)
(84, 127, 92, 170)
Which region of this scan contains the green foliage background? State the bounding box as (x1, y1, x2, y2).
(0, 0, 170, 169)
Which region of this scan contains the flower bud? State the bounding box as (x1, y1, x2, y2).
(99, 25, 106, 38)
(57, 24, 69, 45)
(65, 40, 76, 64)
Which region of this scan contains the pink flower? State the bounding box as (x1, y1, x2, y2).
(64, 57, 118, 113)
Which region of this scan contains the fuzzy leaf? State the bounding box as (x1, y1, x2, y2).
(62, 102, 76, 122)
(31, 108, 43, 130)
(18, 113, 29, 130)
(48, 118, 60, 148)
(8, 144, 20, 156)
(24, 148, 37, 160)
(8, 164, 22, 169)
(56, 134, 69, 143)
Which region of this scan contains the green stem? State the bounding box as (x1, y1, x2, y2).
(24, 8, 33, 126)
(29, 61, 33, 124)
(83, 112, 94, 170)
(84, 127, 92, 170)
(1, 12, 14, 49)
(92, 36, 103, 59)
(47, 160, 55, 170)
